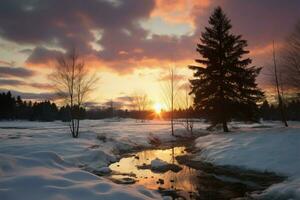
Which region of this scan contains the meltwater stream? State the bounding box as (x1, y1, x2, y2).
(106, 146, 284, 200)
(109, 147, 198, 199)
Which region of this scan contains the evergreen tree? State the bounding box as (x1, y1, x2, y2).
(260, 100, 271, 120)
(58, 106, 71, 122)
(189, 7, 264, 132)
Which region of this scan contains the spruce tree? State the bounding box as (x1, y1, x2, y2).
(189, 7, 264, 132)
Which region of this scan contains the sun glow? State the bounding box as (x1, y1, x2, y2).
(154, 103, 163, 114)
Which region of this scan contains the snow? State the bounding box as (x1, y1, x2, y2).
(1, 119, 299, 199)
(1, 119, 200, 200)
(89, 119, 208, 148)
(194, 121, 300, 199)
(0, 153, 159, 200)
(0, 119, 208, 200)
(96, 167, 112, 174)
(151, 158, 169, 169)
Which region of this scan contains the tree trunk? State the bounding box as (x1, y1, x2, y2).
(171, 68, 174, 136)
(70, 118, 76, 138)
(75, 119, 80, 138)
(171, 117, 174, 136)
(273, 41, 288, 127)
(222, 121, 229, 132)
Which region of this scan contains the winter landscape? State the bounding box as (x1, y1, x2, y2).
(1, 120, 300, 199)
(1, 1, 300, 200)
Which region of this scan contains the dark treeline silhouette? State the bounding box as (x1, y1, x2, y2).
(260, 99, 300, 121)
(0, 91, 197, 121)
(78, 108, 199, 121)
(0, 91, 90, 121)
(2, 91, 300, 122)
(85, 109, 153, 120)
(0, 91, 69, 121)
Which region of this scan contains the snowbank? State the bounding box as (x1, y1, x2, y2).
(0, 119, 207, 200)
(0, 153, 161, 200)
(194, 122, 300, 199)
(0, 119, 188, 200)
(90, 119, 208, 148)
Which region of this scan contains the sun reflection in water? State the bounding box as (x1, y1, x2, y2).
(109, 147, 199, 198)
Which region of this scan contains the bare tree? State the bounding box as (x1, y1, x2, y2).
(273, 41, 288, 127)
(160, 67, 183, 136)
(179, 83, 194, 135)
(131, 92, 150, 121)
(280, 21, 300, 90)
(51, 49, 98, 138)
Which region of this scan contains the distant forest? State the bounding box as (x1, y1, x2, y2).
(1, 91, 300, 122)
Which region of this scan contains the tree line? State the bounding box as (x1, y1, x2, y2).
(0, 91, 189, 121)
(0, 91, 193, 121)
(0, 91, 188, 122)
(260, 99, 300, 121)
(0, 91, 73, 121)
(2, 90, 300, 122)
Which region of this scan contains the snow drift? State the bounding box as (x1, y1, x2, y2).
(0, 120, 179, 200)
(194, 122, 300, 199)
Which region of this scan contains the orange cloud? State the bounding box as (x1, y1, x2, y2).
(250, 42, 283, 57)
(151, 0, 211, 26)
(85, 55, 194, 75)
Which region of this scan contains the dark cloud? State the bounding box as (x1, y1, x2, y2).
(0, 0, 196, 71)
(84, 101, 101, 109)
(0, 0, 299, 72)
(115, 95, 133, 102)
(102, 95, 135, 109)
(0, 0, 156, 69)
(0, 66, 35, 78)
(27, 82, 54, 90)
(0, 89, 57, 101)
(26, 47, 63, 65)
(0, 78, 53, 89)
(0, 79, 23, 85)
(215, 0, 300, 47)
(103, 99, 124, 109)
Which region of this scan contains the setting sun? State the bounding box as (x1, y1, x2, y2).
(154, 103, 163, 114)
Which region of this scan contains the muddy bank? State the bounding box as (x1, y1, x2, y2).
(176, 154, 286, 199)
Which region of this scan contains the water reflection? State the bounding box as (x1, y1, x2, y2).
(109, 147, 199, 199)
(108, 146, 283, 200)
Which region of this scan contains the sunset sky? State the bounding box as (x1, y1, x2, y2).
(0, 0, 300, 109)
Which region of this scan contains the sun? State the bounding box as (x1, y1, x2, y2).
(154, 103, 163, 114)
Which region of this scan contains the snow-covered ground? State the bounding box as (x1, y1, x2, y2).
(194, 121, 300, 199)
(0, 119, 204, 200)
(1, 119, 299, 199)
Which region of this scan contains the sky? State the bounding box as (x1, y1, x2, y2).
(0, 0, 300, 109)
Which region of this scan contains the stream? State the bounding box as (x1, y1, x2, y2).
(104, 145, 284, 200)
(109, 147, 198, 199)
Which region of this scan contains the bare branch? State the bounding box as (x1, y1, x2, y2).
(50, 48, 99, 138)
